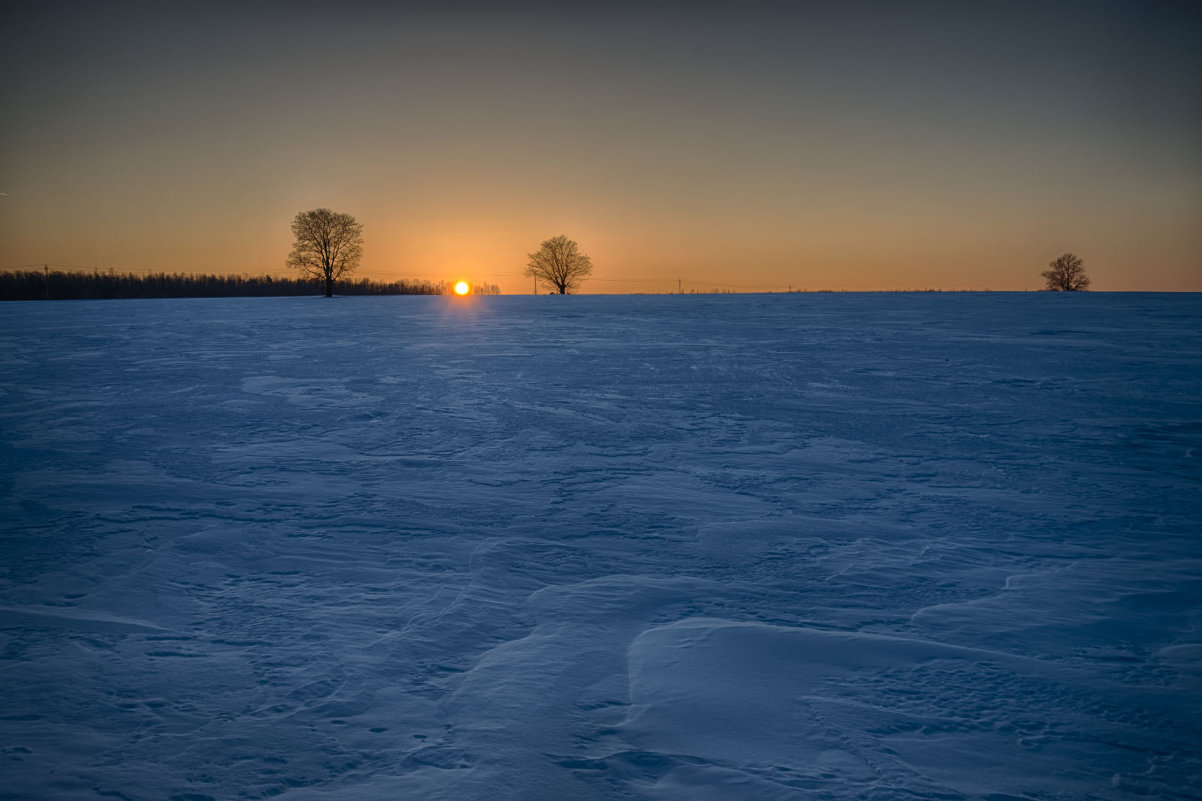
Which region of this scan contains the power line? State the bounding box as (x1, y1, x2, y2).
(2, 264, 792, 292)
(1, 263, 450, 281)
(588, 276, 786, 291)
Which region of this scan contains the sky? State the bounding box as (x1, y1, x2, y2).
(2, 1, 1200, 293)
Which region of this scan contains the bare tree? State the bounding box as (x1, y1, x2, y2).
(525, 235, 593, 295)
(286, 209, 364, 297)
(1041, 253, 1090, 291)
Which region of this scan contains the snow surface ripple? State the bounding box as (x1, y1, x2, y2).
(1, 293, 1199, 800)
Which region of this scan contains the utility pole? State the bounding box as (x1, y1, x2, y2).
(44, 265, 49, 301)
(677, 278, 681, 294)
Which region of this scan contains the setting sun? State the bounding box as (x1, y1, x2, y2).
(453, 281, 470, 296)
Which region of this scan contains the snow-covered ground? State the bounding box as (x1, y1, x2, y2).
(1, 293, 1199, 800)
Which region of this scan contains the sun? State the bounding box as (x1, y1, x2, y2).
(453, 281, 470, 296)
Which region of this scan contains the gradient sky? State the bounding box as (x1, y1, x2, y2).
(2, 1, 1199, 293)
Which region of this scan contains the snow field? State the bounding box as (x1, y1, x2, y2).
(1, 293, 1199, 799)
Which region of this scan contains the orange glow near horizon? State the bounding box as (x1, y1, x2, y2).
(1, 6, 1199, 293)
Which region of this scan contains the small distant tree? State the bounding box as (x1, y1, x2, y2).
(286, 208, 364, 297)
(1041, 253, 1090, 292)
(525, 235, 593, 295)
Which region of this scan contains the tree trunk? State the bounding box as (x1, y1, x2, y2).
(325, 276, 333, 297)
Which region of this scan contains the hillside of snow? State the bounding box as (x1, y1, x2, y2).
(2, 293, 1199, 800)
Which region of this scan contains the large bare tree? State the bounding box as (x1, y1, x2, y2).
(286, 208, 364, 297)
(525, 235, 593, 294)
(1041, 253, 1090, 291)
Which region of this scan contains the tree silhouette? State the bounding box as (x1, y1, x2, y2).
(1041, 253, 1090, 291)
(0, 269, 447, 300)
(525, 235, 593, 295)
(286, 208, 364, 297)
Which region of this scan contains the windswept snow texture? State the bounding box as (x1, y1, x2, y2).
(2, 293, 1200, 800)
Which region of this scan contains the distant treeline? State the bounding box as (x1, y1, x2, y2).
(0, 270, 500, 300)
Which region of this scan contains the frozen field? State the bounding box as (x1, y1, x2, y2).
(1, 292, 1200, 800)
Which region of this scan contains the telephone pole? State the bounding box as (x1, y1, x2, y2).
(44, 265, 49, 301)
